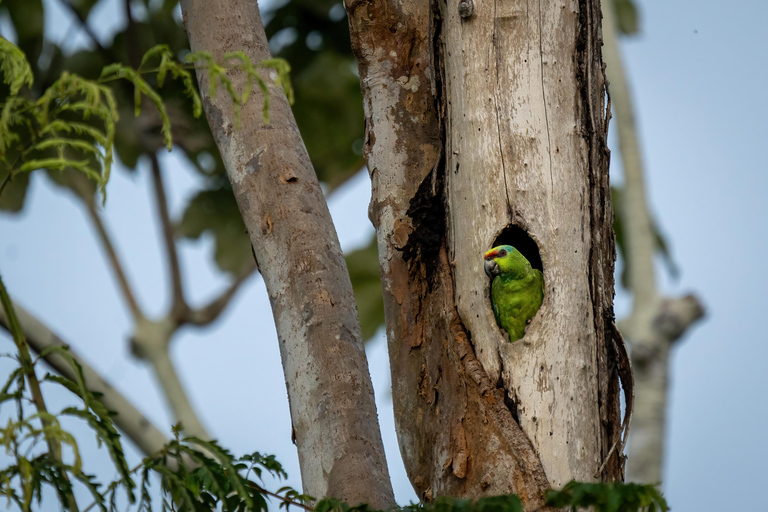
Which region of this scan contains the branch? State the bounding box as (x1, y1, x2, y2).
(0, 301, 170, 456)
(601, 1, 657, 312)
(149, 154, 187, 320)
(55, 0, 112, 63)
(181, 0, 395, 506)
(128, 316, 209, 440)
(85, 202, 143, 320)
(0, 278, 80, 512)
(602, 2, 706, 485)
(184, 270, 254, 326)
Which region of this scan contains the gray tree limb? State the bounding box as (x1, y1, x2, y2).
(149, 154, 187, 321)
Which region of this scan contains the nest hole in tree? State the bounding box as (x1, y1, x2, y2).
(491, 225, 542, 272)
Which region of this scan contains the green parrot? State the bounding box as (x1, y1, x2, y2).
(484, 245, 544, 342)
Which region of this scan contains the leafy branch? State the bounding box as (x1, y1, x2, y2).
(0, 274, 84, 511)
(0, 39, 117, 202)
(0, 38, 292, 205)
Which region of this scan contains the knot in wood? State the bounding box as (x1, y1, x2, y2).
(458, 0, 474, 19)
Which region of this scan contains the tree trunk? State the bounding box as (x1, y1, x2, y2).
(347, 0, 626, 507)
(180, 0, 394, 507)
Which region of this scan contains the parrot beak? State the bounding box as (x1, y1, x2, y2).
(484, 258, 499, 278)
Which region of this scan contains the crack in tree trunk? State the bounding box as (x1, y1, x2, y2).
(348, 0, 625, 504)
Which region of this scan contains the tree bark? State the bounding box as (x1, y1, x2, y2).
(180, 0, 394, 507)
(347, 0, 625, 506)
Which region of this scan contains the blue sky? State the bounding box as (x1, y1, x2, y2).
(1, 1, 767, 510)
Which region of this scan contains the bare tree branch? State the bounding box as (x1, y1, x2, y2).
(0, 301, 170, 456)
(602, 2, 657, 310)
(602, 0, 705, 484)
(131, 320, 210, 440)
(54, 0, 112, 62)
(184, 270, 254, 326)
(85, 202, 143, 320)
(149, 154, 187, 320)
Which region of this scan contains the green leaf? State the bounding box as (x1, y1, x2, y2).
(614, 0, 640, 35)
(44, 166, 98, 202)
(178, 186, 255, 277)
(68, 0, 101, 19)
(474, 495, 523, 512)
(0, 37, 34, 96)
(290, 51, 364, 189)
(545, 481, 668, 512)
(345, 236, 384, 341)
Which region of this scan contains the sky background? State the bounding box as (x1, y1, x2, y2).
(1, 0, 767, 510)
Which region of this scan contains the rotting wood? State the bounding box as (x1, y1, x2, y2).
(348, 0, 625, 503)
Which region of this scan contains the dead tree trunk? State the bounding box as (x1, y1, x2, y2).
(347, 0, 627, 507)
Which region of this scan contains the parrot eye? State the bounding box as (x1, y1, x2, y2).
(499, 249, 507, 256)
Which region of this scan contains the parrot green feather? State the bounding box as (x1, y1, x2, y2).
(484, 245, 544, 342)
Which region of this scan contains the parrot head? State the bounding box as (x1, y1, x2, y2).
(484, 245, 532, 279)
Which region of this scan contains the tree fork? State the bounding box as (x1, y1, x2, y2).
(348, 0, 626, 505)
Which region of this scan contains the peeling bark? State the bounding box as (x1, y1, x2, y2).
(348, 0, 624, 505)
(180, 0, 394, 506)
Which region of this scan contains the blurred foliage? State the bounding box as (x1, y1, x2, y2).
(0, 0, 292, 277)
(612, 187, 679, 289)
(315, 481, 667, 512)
(265, 0, 365, 188)
(546, 480, 668, 512)
(345, 235, 384, 341)
(178, 186, 256, 277)
(0, 0, 366, 279)
(614, 0, 640, 35)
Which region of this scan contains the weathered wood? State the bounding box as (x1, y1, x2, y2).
(348, 0, 623, 503)
(180, 0, 394, 506)
(444, 0, 620, 486)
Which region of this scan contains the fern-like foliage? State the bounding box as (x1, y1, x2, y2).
(0, 37, 33, 96)
(185, 50, 293, 125)
(0, 36, 118, 202)
(0, 39, 292, 205)
(545, 481, 669, 512)
(1, 273, 312, 512)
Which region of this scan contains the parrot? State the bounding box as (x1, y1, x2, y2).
(483, 245, 544, 342)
